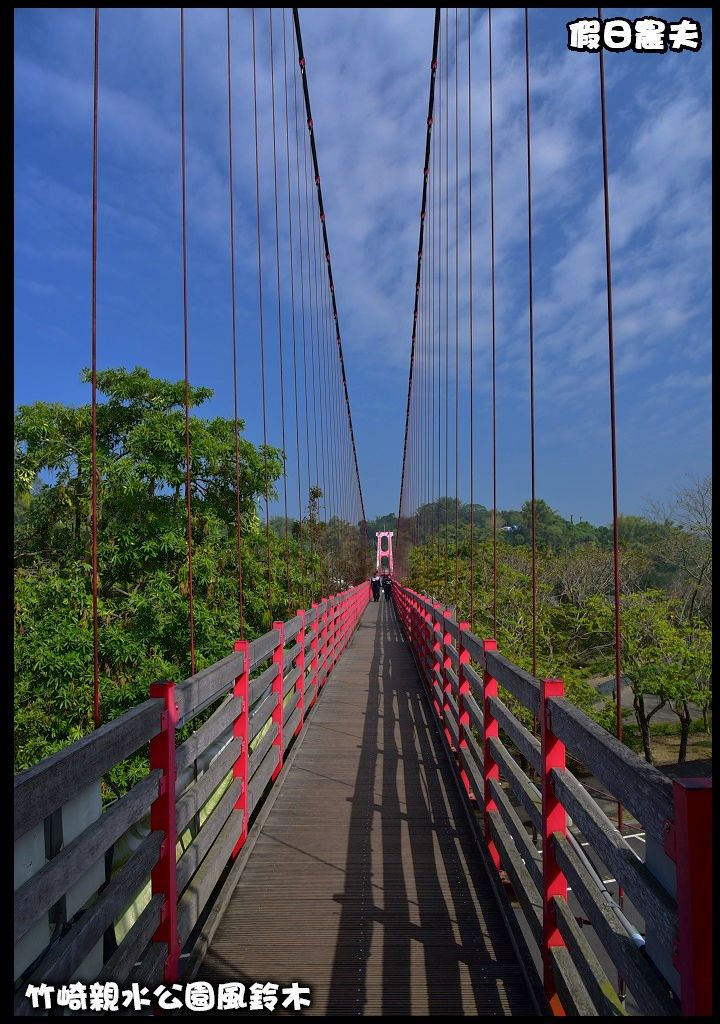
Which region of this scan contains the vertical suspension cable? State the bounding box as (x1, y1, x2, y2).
(488, 7, 498, 639)
(226, 9, 244, 638)
(454, 6, 459, 609)
(90, 7, 100, 728)
(467, 6, 475, 628)
(282, 9, 302, 610)
(180, 8, 196, 675)
(289, 22, 308, 609)
(524, 9, 537, 682)
(598, 6, 625, 996)
(444, 6, 449, 597)
(300, 100, 316, 600)
(251, 8, 273, 626)
(269, 9, 291, 613)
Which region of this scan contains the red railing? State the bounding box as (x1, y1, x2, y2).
(393, 581, 711, 1017)
(14, 582, 370, 1010)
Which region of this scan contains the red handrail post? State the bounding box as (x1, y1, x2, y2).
(320, 598, 329, 689)
(271, 621, 285, 782)
(231, 639, 250, 858)
(457, 622, 473, 799)
(148, 679, 180, 983)
(481, 639, 500, 871)
(670, 778, 712, 1015)
(294, 612, 306, 736)
(442, 610, 453, 748)
(541, 677, 568, 1016)
(329, 596, 337, 673)
(310, 601, 320, 705)
(432, 602, 443, 719)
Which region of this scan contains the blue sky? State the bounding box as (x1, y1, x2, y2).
(14, 8, 711, 526)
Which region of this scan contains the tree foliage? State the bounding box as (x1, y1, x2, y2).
(14, 368, 365, 777)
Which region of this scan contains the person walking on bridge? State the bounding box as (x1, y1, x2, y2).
(371, 572, 381, 602)
(382, 574, 392, 601)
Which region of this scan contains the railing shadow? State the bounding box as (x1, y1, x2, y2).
(326, 598, 529, 1015)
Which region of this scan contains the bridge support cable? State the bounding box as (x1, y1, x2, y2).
(226, 9, 245, 639)
(488, 8, 498, 639)
(268, 10, 292, 612)
(598, 4, 626, 1000)
(467, 6, 475, 628)
(250, 8, 274, 627)
(180, 9, 196, 675)
(292, 8, 367, 546)
(397, 9, 440, 580)
(90, 7, 100, 728)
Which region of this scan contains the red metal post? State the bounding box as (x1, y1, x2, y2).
(231, 639, 250, 858)
(670, 778, 712, 1015)
(320, 598, 329, 689)
(310, 601, 320, 705)
(271, 621, 285, 782)
(329, 596, 337, 673)
(432, 603, 443, 719)
(482, 639, 501, 871)
(457, 622, 474, 800)
(148, 679, 180, 983)
(442, 611, 453, 748)
(541, 677, 568, 1016)
(294, 612, 306, 736)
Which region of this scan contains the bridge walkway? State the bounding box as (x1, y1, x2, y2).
(198, 599, 534, 1015)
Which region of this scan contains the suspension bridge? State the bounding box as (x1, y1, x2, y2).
(14, 7, 711, 1017)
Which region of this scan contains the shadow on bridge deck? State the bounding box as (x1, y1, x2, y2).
(198, 599, 535, 1015)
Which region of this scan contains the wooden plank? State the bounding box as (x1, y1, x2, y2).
(283, 615, 303, 643)
(458, 741, 484, 798)
(445, 665, 459, 694)
(552, 895, 626, 1016)
(249, 689, 278, 743)
(283, 641, 302, 671)
(489, 736, 542, 831)
(486, 650, 540, 716)
(465, 691, 484, 737)
(283, 665, 301, 697)
(97, 894, 164, 985)
(14, 699, 163, 841)
(283, 706, 302, 751)
(551, 767, 677, 952)
(175, 695, 238, 777)
(14, 769, 161, 943)
(460, 626, 485, 666)
(16, 831, 162, 1003)
(548, 697, 674, 844)
(248, 628, 281, 669)
(247, 745, 280, 817)
(446, 642, 459, 668)
(554, 834, 679, 1016)
(489, 775, 543, 895)
(177, 778, 242, 894)
(177, 806, 245, 947)
(488, 811, 543, 948)
(176, 738, 240, 837)
(466, 727, 484, 770)
(550, 945, 598, 1016)
(128, 937, 166, 989)
(249, 723, 278, 780)
(175, 650, 244, 727)
(465, 661, 484, 701)
(489, 694, 541, 773)
(248, 661, 279, 706)
(282, 688, 302, 727)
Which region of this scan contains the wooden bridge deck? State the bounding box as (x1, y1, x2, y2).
(199, 599, 535, 1015)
